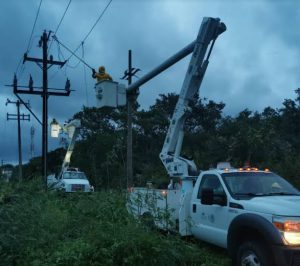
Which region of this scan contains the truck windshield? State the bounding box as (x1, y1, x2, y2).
(63, 172, 87, 179)
(221, 172, 300, 198)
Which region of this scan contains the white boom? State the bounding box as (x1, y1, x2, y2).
(159, 17, 226, 181)
(59, 119, 81, 177)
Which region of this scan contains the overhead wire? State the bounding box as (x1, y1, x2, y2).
(65, 0, 113, 63)
(48, 0, 72, 55)
(15, 0, 43, 75)
(26, 0, 43, 53)
(15, 57, 24, 76)
(53, 36, 94, 70)
(18, 35, 40, 80)
(48, 41, 67, 81)
(49, 0, 113, 87)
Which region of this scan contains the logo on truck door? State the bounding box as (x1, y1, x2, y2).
(209, 214, 215, 223)
(201, 212, 215, 223)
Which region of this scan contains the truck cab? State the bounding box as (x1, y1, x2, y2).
(47, 168, 94, 192)
(190, 166, 300, 265)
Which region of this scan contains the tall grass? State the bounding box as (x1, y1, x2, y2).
(0, 180, 230, 266)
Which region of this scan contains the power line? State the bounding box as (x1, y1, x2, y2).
(66, 0, 113, 62)
(48, 36, 85, 82)
(49, 0, 113, 80)
(82, 0, 113, 45)
(53, 35, 94, 70)
(54, 0, 72, 35)
(48, 42, 67, 81)
(16, 0, 43, 75)
(26, 0, 43, 53)
(16, 35, 39, 80)
(48, 0, 72, 54)
(15, 57, 24, 76)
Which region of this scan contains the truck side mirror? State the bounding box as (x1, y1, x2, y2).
(201, 188, 214, 205)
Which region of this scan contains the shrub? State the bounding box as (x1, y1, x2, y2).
(0, 180, 230, 266)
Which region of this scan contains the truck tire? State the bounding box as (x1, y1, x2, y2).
(236, 240, 273, 266)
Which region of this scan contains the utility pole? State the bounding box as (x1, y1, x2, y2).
(121, 50, 140, 187)
(30, 126, 35, 158)
(7, 30, 72, 190)
(6, 99, 30, 181)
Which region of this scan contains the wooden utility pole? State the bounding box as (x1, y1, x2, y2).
(6, 99, 30, 181)
(8, 30, 72, 190)
(122, 50, 140, 188)
(127, 50, 133, 188)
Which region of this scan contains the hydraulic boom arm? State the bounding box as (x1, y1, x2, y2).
(59, 119, 81, 177)
(159, 17, 226, 180)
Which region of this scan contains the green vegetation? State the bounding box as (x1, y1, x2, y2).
(0, 180, 230, 266)
(64, 89, 300, 188)
(3, 90, 300, 265)
(12, 89, 300, 189)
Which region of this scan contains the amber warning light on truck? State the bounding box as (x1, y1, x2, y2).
(237, 167, 269, 172)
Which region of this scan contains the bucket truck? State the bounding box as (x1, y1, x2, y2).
(47, 119, 94, 192)
(127, 17, 300, 266)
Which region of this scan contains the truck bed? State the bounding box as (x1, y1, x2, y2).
(128, 187, 192, 235)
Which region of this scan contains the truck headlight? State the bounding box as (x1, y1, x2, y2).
(273, 216, 300, 245)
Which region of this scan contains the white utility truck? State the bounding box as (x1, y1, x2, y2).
(47, 119, 94, 192)
(127, 17, 300, 266)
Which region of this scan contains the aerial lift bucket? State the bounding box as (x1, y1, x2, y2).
(95, 80, 127, 108)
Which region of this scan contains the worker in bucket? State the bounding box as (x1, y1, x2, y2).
(92, 66, 113, 82)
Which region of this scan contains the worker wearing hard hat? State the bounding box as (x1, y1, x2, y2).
(92, 66, 113, 82)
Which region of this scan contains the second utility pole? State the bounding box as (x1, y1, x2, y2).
(6, 99, 30, 181)
(42, 31, 49, 188)
(127, 50, 133, 188)
(122, 50, 140, 188)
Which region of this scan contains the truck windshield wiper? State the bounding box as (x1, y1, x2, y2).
(233, 193, 265, 198)
(234, 192, 300, 198)
(264, 192, 300, 196)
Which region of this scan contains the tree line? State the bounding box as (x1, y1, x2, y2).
(11, 89, 300, 189)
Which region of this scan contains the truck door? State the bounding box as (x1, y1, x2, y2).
(190, 174, 229, 248)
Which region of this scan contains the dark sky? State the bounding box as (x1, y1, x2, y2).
(0, 0, 299, 165)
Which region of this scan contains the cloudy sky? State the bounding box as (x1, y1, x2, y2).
(0, 0, 299, 165)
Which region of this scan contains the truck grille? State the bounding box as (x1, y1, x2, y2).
(292, 254, 300, 266)
(71, 184, 85, 192)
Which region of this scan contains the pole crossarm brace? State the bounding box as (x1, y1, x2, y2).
(13, 92, 42, 125)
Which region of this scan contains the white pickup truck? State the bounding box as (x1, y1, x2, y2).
(128, 165, 300, 266)
(47, 168, 94, 192)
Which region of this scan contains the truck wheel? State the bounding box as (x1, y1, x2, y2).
(236, 240, 273, 266)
